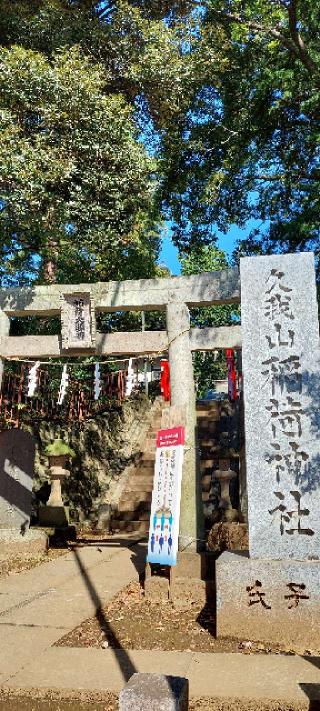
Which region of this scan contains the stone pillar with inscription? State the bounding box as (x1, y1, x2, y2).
(166, 302, 204, 552)
(216, 253, 320, 649)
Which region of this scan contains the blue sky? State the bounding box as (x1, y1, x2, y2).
(159, 218, 263, 274)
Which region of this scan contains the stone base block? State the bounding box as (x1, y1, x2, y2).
(0, 528, 48, 559)
(216, 551, 320, 649)
(38, 505, 69, 528)
(170, 578, 214, 609)
(119, 673, 189, 710)
(176, 551, 210, 579)
(145, 576, 169, 602)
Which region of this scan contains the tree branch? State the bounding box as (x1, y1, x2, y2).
(211, 6, 318, 78)
(287, 0, 318, 75)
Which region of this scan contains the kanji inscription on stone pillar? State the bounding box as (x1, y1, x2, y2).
(240, 253, 320, 560)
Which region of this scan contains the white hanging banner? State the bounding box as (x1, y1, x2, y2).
(57, 364, 69, 405)
(125, 357, 135, 397)
(147, 426, 185, 566)
(27, 360, 40, 397)
(94, 362, 101, 400)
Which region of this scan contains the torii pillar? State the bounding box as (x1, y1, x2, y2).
(0, 311, 10, 390)
(166, 302, 204, 551)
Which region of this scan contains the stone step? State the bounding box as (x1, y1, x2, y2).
(201, 474, 212, 492)
(132, 464, 154, 474)
(122, 480, 153, 491)
(202, 491, 211, 502)
(198, 417, 219, 432)
(125, 467, 154, 488)
(115, 510, 150, 522)
(198, 432, 219, 441)
(200, 459, 215, 471)
(139, 461, 155, 470)
(196, 409, 220, 420)
(198, 420, 219, 433)
(199, 439, 218, 447)
(134, 461, 154, 469)
(128, 469, 154, 478)
(123, 482, 154, 492)
(114, 520, 149, 533)
(137, 455, 155, 465)
(144, 444, 157, 453)
(119, 491, 152, 504)
(197, 400, 220, 410)
(116, 501, 151, 520)
(132, 469, 154, 479)
(117, 496, 151, 508)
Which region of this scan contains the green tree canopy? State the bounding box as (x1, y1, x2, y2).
(1, 0, 319, 288)
(0, 45, 160, 285)
(163, 1, 320, 277)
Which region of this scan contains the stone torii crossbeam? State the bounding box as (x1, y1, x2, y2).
(0, 267, 241, 551)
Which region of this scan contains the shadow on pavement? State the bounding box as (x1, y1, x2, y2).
(299, 683, 320, 710)
(72, 543, 140, 682)
(72, 535, 147, 579)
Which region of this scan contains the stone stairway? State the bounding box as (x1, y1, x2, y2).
(113, 399, 165, 534)
(197, 400, 221, 513)
(113, 398, 232, 535)
(197, 398, 240, 528)
(113, 398, 240, 533)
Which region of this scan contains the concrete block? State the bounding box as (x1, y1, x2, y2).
(175, 551, 208, 579)
(0, 528, 48, 559)
(216, 551, 320, 648)
(119, 673, 189, 710)
(145, 575, 169, 602)
(0, 429, 35, 530)
(38, 505, 69, 528)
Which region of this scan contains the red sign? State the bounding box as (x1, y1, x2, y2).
(156, 426, 185, 448)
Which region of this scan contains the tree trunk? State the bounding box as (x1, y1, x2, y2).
(43, 237, 59, 284)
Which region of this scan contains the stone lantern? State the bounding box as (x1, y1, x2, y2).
(211, 452, 239, 522)
(39, 438, 75, 528)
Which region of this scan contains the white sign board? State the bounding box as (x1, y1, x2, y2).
(147, 426, 185, 566)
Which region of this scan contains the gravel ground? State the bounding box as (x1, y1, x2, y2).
(0, 692, 307, 711)
(0, 548, 68, 579)
(0, 689, 117, 711)
(56, 581, 319, 657)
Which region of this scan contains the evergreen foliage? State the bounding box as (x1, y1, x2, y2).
(0, 44, 159, 285)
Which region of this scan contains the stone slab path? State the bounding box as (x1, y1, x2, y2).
(0, 538, 319, 709)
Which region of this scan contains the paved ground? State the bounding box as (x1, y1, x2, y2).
(0, 537, 319, 709)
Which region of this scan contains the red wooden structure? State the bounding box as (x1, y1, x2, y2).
(0, 364, 126, 428)
(160, 359, 171, 402)
(226, 348, 237, 402)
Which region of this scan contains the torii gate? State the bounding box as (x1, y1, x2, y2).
(0, 267, 241, 549)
